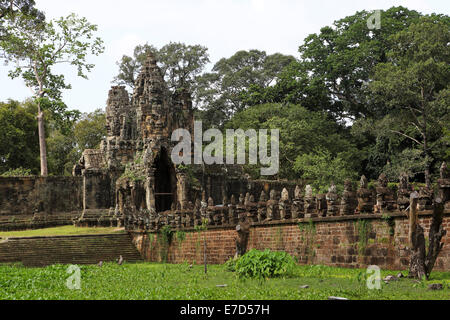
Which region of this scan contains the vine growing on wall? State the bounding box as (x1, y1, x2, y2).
(275, 227, 284, 249)
(355, 219, 372, 256)
(298, 219, 316, 263)
(381, 213, 395, 236)
(158, 225, 173, 263)
(176, 230, 186, 250)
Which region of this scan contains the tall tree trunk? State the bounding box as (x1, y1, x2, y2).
(408, 192, 447, 279)
(37, 102, 48, 176)
(425, 198, 446, 277)
(408, 192, 426, 279)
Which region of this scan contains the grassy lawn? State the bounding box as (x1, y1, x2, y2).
(0, 262, 448, 300)
(0, 225, 125, 239)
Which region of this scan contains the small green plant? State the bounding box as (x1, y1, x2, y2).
(1, 168, 33, 177)
(176, 230, 186, 249)
(224, 257, 238, 272)
(356, 219, 372, 256)
(158, 225, 173, 262)
(275, 227, 284, 248)
(298, 219, 316, 262)
(234, 249, 296, 279)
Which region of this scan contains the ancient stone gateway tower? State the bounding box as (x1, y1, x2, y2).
(69, 53, 450, 271)
(74, 52, 201, 226)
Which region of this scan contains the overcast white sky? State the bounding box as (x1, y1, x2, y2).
(0, 0, 448, 113)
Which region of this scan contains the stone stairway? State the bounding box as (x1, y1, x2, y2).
(0, 233, 143, 267)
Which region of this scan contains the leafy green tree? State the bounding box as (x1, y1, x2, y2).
(114, 42, 209, 96)
(47, 129, 76, 176)
(369, 16, 450, 186)
(73, 109, 106, 151)
(245, 7, 424, 121)
(0, 12, 104, 176)
(294, 150, 359, 193)
(0, 100, 39, 174)
(113, 43, 157, 89)
(47, 109, 106, 176)
(226, 103, 360, 180)
(197, 50, 295, 127)
(0, 0, 44, 39)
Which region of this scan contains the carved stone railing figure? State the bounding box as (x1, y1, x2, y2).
(397, 173, 412, 211)
(304, 185, 317, 218)
(418, 186, 433, 211)
(266, 189, 278, 221)
(257, 191, 268, 222)
(292, 185, 304, 219)
(326, 183, 340, 216)
(375, 173, 396, 213)
(357, 175, 374, 213)
(279, 188, 291, 220)
(340, 180, 358, 215)
(316, 193, 327, 217)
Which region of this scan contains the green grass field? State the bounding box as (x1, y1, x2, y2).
(0, 225, 125, 239)
(0, 262, 448, 300)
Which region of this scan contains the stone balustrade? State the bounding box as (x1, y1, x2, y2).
(125, 167, 450, 233)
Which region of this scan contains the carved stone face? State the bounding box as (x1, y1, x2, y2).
(281, 188, 289, 201)
(378, 173, 388, 188)
(399, 173, 408, 189)
(328, 183, 337, 194)
(344, 180, 353, 192)
(269, 189, 276, 200)
(259, 191, 267, 202)
(360, 175, 368, 189)
(440, 162, 448, 179)
(305, 185, 313, 198)
(294, 185, 302, 199)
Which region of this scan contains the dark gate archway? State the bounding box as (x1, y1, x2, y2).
(154, 147, 176, 212)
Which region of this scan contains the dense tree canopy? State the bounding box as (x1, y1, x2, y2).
(0, 5, 448, 189)
(0, 100, 39, 174)
(0, 10, 104, 176)
(225, 103, 360, 187)
(196, 50, 295, 127)
(114, 42, 210, 96)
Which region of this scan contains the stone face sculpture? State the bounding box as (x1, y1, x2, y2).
(357, 175, 374, 213)
(228, 195, 239, 225)
(221, 207, 228, 225)
(340, 180, 358, 215)
(230, 194, 236, 206)
(375, 173, 396, 213)
(316, 193, 327, 217)
(291, 185, 304, 219)
(279, 188, 291, 220)
(304, 185, 317, 218)
(257, 191, 267, 222)
(266, 189, 278, 221)
(239, 193, 245, 205)
(397, 173, 412, 211)
(417, 186, 433, 211)
(326, 183, 340, 216)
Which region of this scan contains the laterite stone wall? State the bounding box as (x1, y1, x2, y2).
(131, 212, 450, 271)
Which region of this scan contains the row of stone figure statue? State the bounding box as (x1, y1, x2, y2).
(125, 164, 450, 232)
